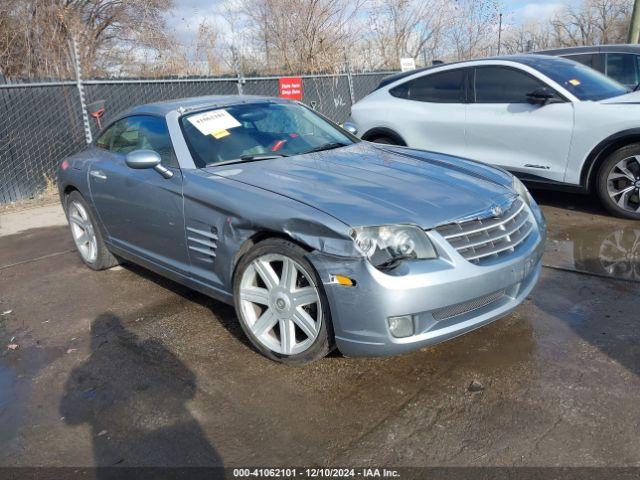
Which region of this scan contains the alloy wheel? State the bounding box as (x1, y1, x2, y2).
(598, 229, 640, 281)
(606, 155, 640, 214)
(239, 254, 322, 355)
(68, 201, 98, 263)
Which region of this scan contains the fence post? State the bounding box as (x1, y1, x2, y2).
(232, 46, 244, 95)
(237, 71, 244, 95)
(71, 36, 93, 144)
(344, 53, 356, 106)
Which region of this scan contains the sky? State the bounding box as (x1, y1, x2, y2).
(166, 0, 574, 44)
(507, 0, 568, 22)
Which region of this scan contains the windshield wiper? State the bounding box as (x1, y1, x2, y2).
(301, 142, 350, 155)
(240, 154, 288, 161)
(212, 153, 288, 167)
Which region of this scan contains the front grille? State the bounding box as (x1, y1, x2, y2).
(432, 290, 506, 321)
(435, 198, 533, 264)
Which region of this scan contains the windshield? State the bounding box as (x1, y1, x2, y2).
(530, 57, 628, 101)
(180, 101, 355, 167)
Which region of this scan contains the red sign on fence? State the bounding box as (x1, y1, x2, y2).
(278, 77, 303, 100)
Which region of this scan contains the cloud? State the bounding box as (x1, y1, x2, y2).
(518, 2, 565, 22)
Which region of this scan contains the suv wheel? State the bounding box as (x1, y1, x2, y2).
(597, 144, 640, 220)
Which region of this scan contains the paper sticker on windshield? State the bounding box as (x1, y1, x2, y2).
(568, 79, 581, 86)
(211, 129, 230, 139)
(187, 109, 241, 135)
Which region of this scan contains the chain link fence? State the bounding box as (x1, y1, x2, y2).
(0, 71, 393, 204)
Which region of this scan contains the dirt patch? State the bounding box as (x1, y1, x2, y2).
(0, 191, 59, 214)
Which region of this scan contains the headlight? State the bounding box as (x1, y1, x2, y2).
(513, 175, 546, 230)
(512, 176, 532, 206)
(350, 225, 437, 268)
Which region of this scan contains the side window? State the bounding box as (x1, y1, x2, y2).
(102, 116, 177, 168)
(565, 54, 596, 69)
(474, 66, 546, 104)
(110, 118, 140, 155)
(390, 69, 466, 103)
(95, 120, 124, 150)
(606, 53, 640, 86)
(134, 116, 178, 168)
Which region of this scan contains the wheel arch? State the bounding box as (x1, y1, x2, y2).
(63, 184, 80, 198)
(581, 129, 640, 191)
(361, 127, 407, 145)
(231, 230, 313, 280)
(60, 184, 81, 214)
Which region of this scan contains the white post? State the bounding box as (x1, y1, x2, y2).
(232, 45, 244, 95)
(71, 36, 92, 144)
(344, 52, 355, 106)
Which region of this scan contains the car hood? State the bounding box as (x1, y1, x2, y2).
(600, 90, 640, 104)
(204, 142, 515, 229)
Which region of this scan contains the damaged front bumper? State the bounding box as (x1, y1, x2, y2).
(309, 216, 545, 357)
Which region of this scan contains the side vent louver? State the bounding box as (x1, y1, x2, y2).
(187, 226, 218, 262)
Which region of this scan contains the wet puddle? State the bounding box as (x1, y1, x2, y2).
(0, 364, 22, 448)
(545, 225, 640, 282)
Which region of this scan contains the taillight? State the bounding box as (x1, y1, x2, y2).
(60, 160, 70, 170)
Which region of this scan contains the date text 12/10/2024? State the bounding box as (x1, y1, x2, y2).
(232, 468, 401, 478)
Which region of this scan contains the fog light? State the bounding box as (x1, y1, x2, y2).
(387, 315, 414, 338)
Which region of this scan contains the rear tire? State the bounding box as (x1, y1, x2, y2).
(596, 144, 640, 220)
(66, 191, 120, 270)
(233, 238, 333, 364)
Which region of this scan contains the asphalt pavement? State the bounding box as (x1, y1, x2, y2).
(0, 191, 638, 468)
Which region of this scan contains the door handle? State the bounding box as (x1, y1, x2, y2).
(89, 170, 107, 180)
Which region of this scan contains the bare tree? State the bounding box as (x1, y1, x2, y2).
(237, 0, 364, 74)
(444, 0, 501, 61)
(366, 0, 448, 69)
(0, 0, 172, 79)
(500, 20, 556, 54)
(550, 0, 631, 46)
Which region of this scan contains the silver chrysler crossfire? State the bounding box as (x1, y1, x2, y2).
(57, 96, 546, 364)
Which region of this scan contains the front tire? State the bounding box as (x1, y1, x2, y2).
(596, 144, 640, 220)
(233, 238, 333, 364)
(66, 191, 119, 270)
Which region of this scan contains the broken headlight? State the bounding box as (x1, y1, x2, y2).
(350, 225, 437, 268)
(512, 176, 532, 207)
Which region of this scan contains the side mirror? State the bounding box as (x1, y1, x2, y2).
(343, 122, 358, 136)
(526, 87, 562, 106)
(125, 150, 173, 179)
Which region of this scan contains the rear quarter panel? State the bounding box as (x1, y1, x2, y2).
(57, 149, 95, 209)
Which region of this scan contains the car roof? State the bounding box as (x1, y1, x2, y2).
(537, 44, 640, 55)
(375, 54, 567, 90)
(120, 94, 283, 117)
(377, 64, 454, 89)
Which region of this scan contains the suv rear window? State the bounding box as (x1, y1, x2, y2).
(564, 54, 598, 69)
(606, 53, 640, 86)
(390, 69, 466, 103)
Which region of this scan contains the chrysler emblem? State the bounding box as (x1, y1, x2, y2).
(491, 204, 503, 217)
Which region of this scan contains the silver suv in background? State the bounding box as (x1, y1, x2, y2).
(348, 55, 640, 220)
